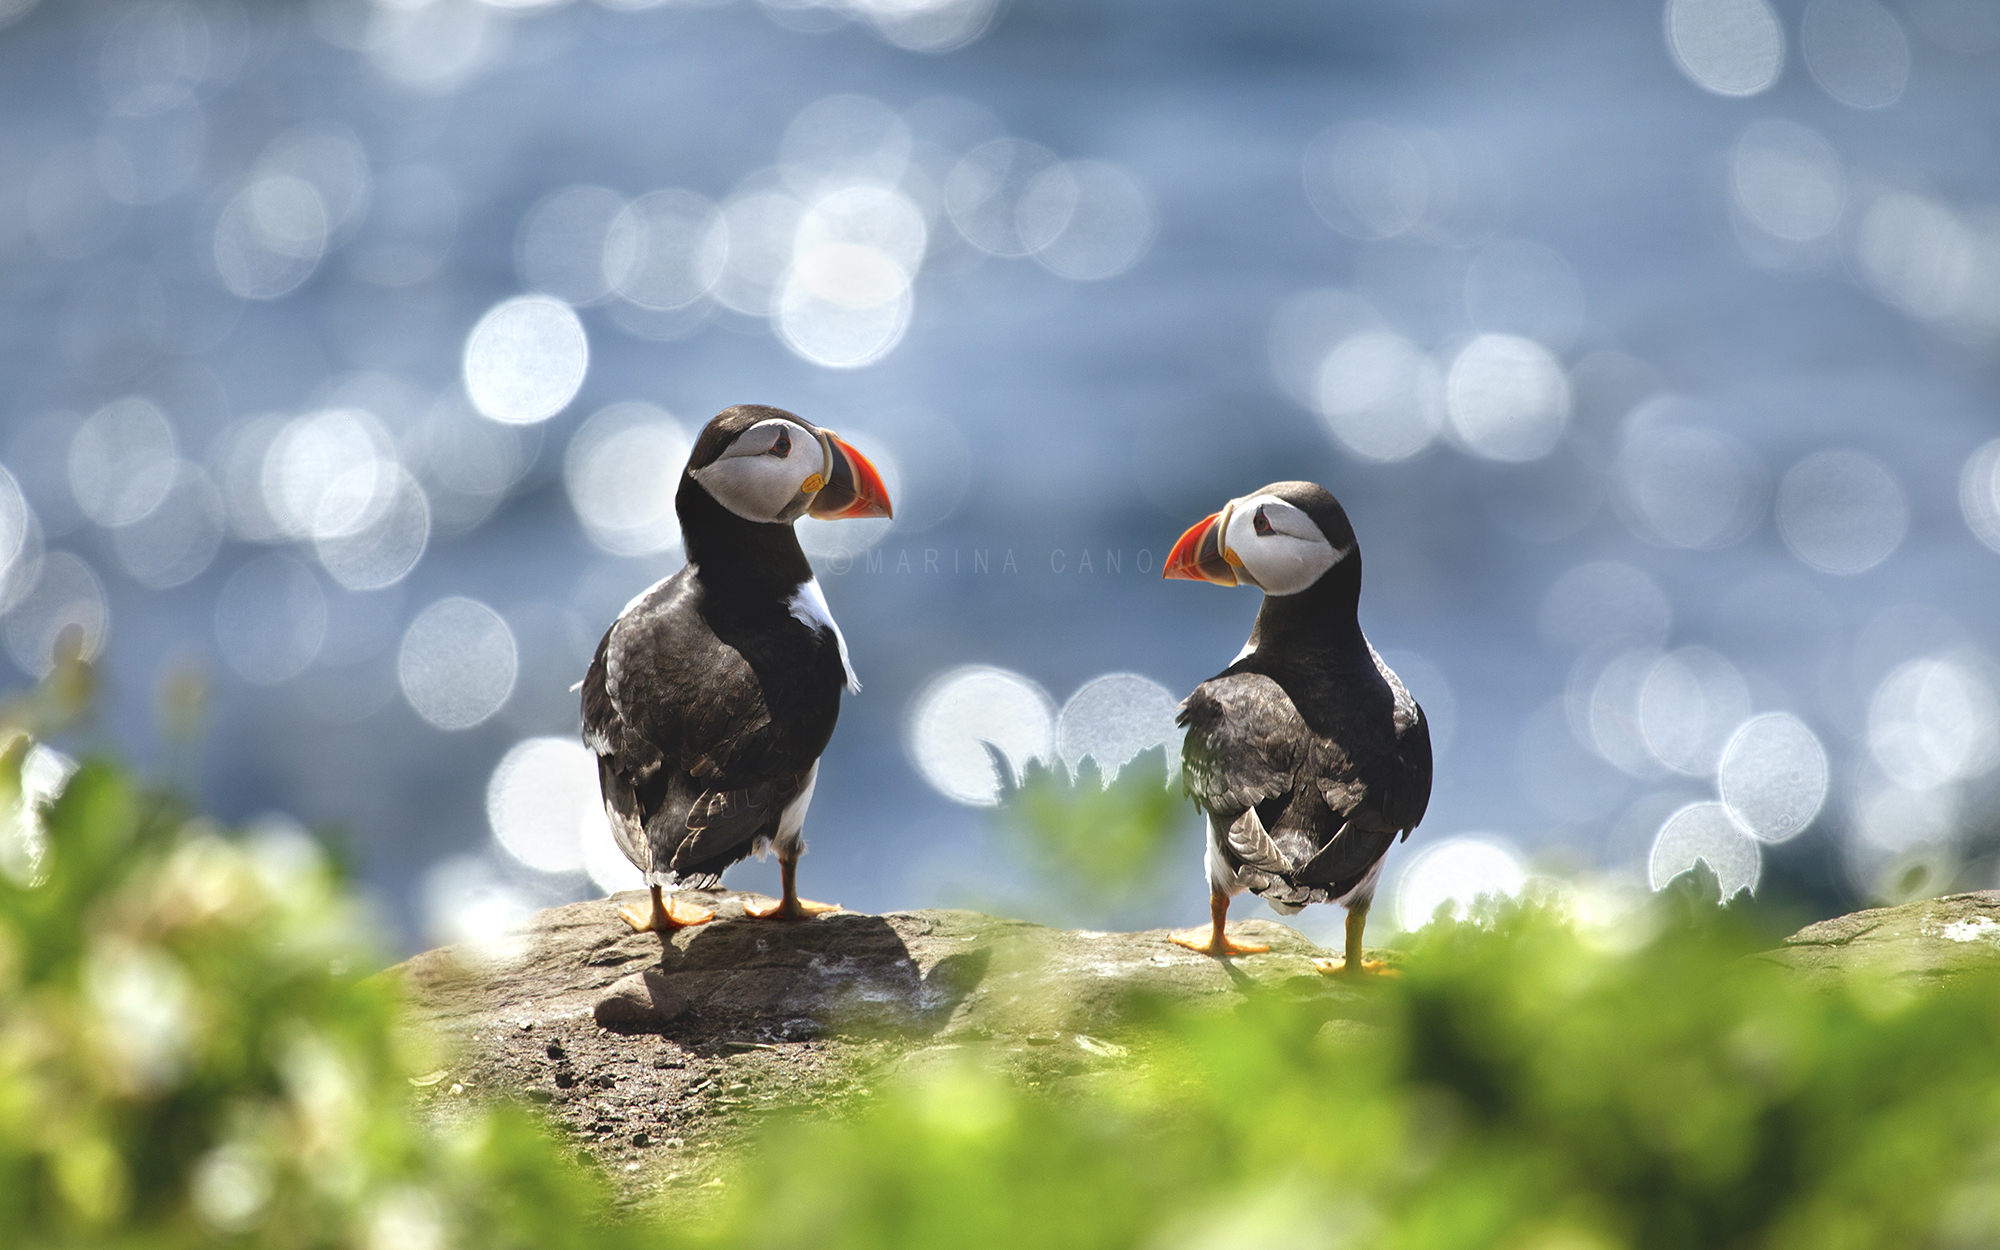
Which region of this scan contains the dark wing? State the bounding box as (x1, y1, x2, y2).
(1285, 655, 1433, 895)
(668, 769, 812, 882)
(1373, 651, 1433, 840)
(583, 627, 660, 875)
(1177, 671, 1304, 824)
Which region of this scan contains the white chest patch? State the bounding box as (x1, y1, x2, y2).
(787, 577, 860, 693)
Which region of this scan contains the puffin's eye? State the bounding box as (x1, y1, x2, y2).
(1253, 508, 1273, 537)
(769, 429, 791, 458)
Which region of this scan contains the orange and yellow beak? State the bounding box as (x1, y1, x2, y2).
(1164, 508, 1239, 586)
(808, 433, 893, 521)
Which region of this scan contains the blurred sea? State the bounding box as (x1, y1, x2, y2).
(4, 0, 1999, 952)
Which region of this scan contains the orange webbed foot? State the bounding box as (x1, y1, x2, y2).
(1312, 957, 1399, 978)
(741, 896, 841, 921)
(1168, 929, 1271, 957)
(620, 894, 715, 932)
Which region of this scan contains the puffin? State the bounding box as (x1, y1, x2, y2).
(1162, 481, 1431, 976)
(579, 404, 891, 931)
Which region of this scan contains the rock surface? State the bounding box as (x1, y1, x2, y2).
(388, 888, 1371, 1207)
(1752, 890, 2000, 986)
(388, 886, 2000, 1209)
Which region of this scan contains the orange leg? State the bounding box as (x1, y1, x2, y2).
(1313, 901, 1397, 977)
(743, 848, 840, 921)
(619, 884, 714, 933)
(1168, 890, 1271, 957)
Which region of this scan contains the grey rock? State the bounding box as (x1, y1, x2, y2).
(382, 889, 1378, 1210)
(1756, 891, 2000, 986)
(594, 970, 690, 1029)
(390, 889, 1369, 1044)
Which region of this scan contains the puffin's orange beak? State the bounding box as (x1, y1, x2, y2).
(808, 434, 893, 520)
(1164, 510, 1238, 586)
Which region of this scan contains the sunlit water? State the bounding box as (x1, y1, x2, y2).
(1, 0, 1997, 948)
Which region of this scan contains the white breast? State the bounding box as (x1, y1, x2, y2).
(786, 577, 860, 694)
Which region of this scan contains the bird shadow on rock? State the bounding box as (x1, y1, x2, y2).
(595, 906, 992, 1044)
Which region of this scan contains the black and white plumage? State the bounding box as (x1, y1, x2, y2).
(1163, 480, 1432, 974)
(579, 404, 891, 930)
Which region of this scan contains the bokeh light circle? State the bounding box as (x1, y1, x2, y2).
(486, 736, 597, 875)
(563, 402, 691, 557)
(1025, 160, 1155, 281)
(1960, 439, 2000, 554)
(461, 295, 588, 425)
(779, 95, 912, 193)
(602, 189, 728, 311)
(0, 466, 41, 614)
(3, 552, 108, 677)
(1315, 332, 1445, 463)
(1614, 412, 1767, 551)
(419, 856, 534, 963)
(1867, 655, 2000, 790)
(713, 188, 806, 317)
(1303, 122, 1433, 241)
(1775, 449, 1906, 575)
(1731, 120, 1844, 242)
(1717, 712, 1828, 843)
(1852, 192, 1976, 322)
(906, 665, 1056, 806)
(398, 597, 519, 730)
(261, 408, 399, 543)
(1665, 0, 1786, 97)
(1055, 673, 1182, 785)
(1395, 836, 1528, 930)
(862, 0, 1003, 53)
(1801, 0, 1910, 110)
(1445, 334, 1570, 462)
(945, 137, 1063, 258)
(1648, 801, 1761, 896)
(1582, 646, 1670, 777)
(774, 251, 913, 369)
(798, 184, 927, 278)
(212, 175, 328, 300)
(515, 185, 626, 307)
(111, 460, 226, 589)
(1538, 561, 1672, 653)
(1637, 646, 1752, 776)
(69, 397, 177, 527)
(313, 463, 431, 590)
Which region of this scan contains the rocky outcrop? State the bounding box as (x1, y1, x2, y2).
(388, 886, 2000, 1208)
(1751, 890, 2000, 986)
(388, 888, 1370, 1206)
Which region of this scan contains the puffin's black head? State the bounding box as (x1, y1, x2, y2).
(1163, 480, 1358, 596)
(683, 404, 892, 526)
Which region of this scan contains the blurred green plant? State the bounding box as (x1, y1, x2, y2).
(0, 658, 643, 1250)
(708, 887, 2000, 1250)
(985, 744, 1187, 928)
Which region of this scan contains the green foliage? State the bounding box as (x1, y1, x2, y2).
(0, 683, 639, 1249)
(708, 896, 2000, 1250)
(985, 744, 1187, 927)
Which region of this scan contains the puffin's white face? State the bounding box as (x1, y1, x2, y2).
(689, 418, 828, 524)
(1216, 494, 1347, 596)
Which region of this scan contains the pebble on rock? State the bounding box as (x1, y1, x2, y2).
(594, 968, 692, 1029)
